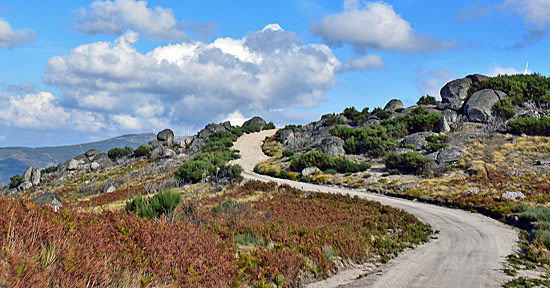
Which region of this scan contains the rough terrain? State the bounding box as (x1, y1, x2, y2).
(233, 130, 519, 288)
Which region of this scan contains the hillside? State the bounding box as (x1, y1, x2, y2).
(0, 133, 158, 185)
(0, 74, 549, 286)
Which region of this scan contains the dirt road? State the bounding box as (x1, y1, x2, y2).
(232, 130, 518, 288)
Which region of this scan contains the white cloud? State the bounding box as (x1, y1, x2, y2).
(311, 1, 457, 53)
(0, 18, 36, 48)
(0, 92, 70, 129)
(223, 110, 248, 127)
(488, 63, 531, 76)
(111, 114, 142, 130)
(0, 91, 109, 133)
(414, 67, 455, 99)
(72, 0, 216, 41)
(43, 25, 340, 131)
(338, 54, 385, 73)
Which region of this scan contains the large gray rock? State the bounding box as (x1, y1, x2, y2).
(501, 191, 525, 201)
(440, 78, 473, 110)
(437, 146, 465, 164)
(242, 116, 267, 129)
(85, 149, 102, 161)
(383, 99, 404, 111)
(466, 74, 489, 83)
(401, 132, 437, 150)
(151, 147, 163, 159)
(222, 121, 233, 131)
(278, 129, 294, 144)
(187, 137, 205, 154)
(361, 117, 380, 127)
(103, 184, 116, 194)
(302, 166, 320, 176)
(23, 167, 33, 182)
(30, 168, 41, 185)
(17, 181, 32, 191)
(319, 136, 345, 157)
(157, 129, 174, 143)
(162, 148, 176, 158)
(464, 89, 507, 123)
(32, 193, 62, 212)
(198, 123, 227, 139)
(66, 158, 80, 171)
(439, 116, 451, 133)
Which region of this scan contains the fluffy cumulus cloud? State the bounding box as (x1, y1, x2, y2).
(414, 67, 455, 99)
(0, 91, 106, 132)
(311, 0, 457, 53)
(0, 18, 36, 48)
(72, 0, 216, 41)
(44, 24, 340, 132)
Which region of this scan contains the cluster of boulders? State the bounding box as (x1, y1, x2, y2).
(13, 167, 42, 191)
(58, 149, 113, 177)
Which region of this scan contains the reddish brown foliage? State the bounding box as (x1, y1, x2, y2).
(0, 196, 235, 287)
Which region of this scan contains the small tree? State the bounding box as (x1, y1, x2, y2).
(417, 95, 437, 105)
(108, 146, 134, 160)
(134, 145, 151, 157)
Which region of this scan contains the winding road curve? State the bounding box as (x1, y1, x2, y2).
(232, 130, 518, 288)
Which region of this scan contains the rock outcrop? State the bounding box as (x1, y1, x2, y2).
(319, 137, 345, 157)
(243, 117, 267, 129)
(157, 129, 175, 143)
(440, 74, 489, 111)
(384, 99, 404, 111)
(463, 89, 507, 123)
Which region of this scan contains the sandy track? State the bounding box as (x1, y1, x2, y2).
(232, 130, 518, 288)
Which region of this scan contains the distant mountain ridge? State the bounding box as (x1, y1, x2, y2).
(0, 133, 159, 185)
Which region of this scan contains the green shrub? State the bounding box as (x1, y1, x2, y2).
(175, 160, 216, 183)
(417, 95, 437, 105)
(279, 169, 288, 179)
(134, 145, 151, 157)
(282, 149, 294, 157)
(108, 146, 134, 160)
(325, 169, 337, 175)
(225, 164, 244, 183)
(404, 144, 416, 150)
(509, 116, 550, 136)
(425, 143, 448, 152)
(263, 122, 276, 130)
(384, 152, 433, 174)
(493, 98, 516, 119)
(125, 188, 182, 219)
(41, 166, 57, 174)
(9, 174, 22, 189)
(470, 73, 550, 105)
(290, 151, 370, 173)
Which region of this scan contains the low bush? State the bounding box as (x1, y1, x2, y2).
(263, 122, 276, 130)
(493, 98, 516, 119)
(175, 160, 216, 183)
(9, 174, 22, 188)
(282, 149, 295, 157)
(108, 146, 133, 160)
(384, 152, 433, 174)
(417, 95, 437, 105)
(290, 151, 370, 173)
(133, 145, 151, 157)
(41, 166, 57, 174)
(509, 116, 550, 136)
(125, 188, 182, 219)
(224, 164, 244, 183)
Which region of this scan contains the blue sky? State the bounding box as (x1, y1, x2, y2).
(0, 0, 549, 147)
